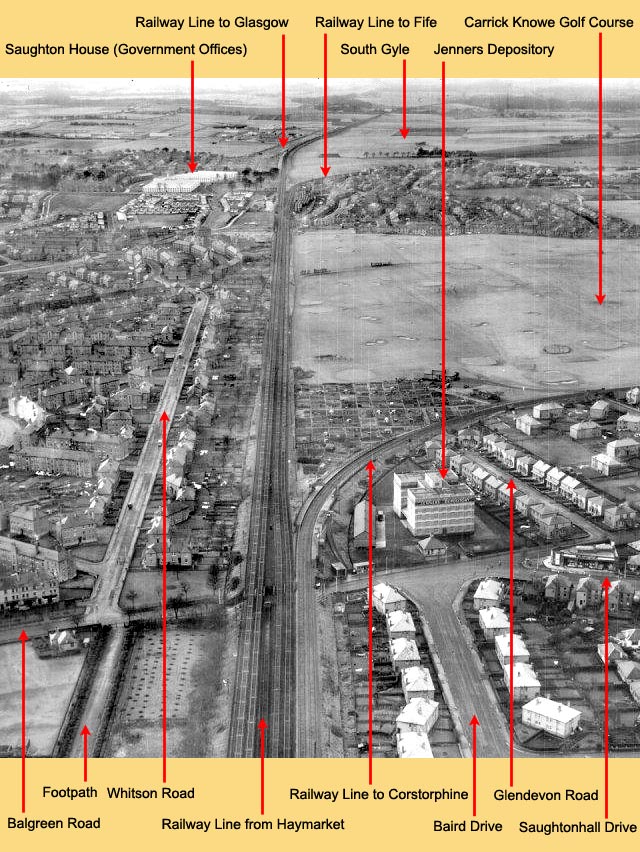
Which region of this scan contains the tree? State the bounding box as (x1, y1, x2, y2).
(125, 589, 139, 611)
(168, 593, 186, 621)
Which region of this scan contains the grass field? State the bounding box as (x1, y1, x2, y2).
(286, 111, 606, 184)
(292, 229, 640, 389)
(0, 642, 86, 755)
(287, 107, 640, 184)
(604, 201, 640, 225)
(120, 569, 215, 612)
(49, 192, 131, 215)
(104, 613, 227, 758)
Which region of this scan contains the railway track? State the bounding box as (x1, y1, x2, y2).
(228, 117, 416, 757)
(227, 141, 302, 757)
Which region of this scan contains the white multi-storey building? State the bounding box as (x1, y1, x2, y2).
(393, 472, 423, 517)
(142, 170, 239, 194)
(405, 473, 475, 537)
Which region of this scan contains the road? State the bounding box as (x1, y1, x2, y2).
(332, 549, 543, 757)
(337, 544, 640, 760)
(0, 258, 87, 275)
(65, 294, 209, 756)
(78, 294, 208, 624)
(293, 402, 540, 756)
(40, 192, 58, 220)
(314, 553, 528, 758)
(303, 510, 528, 757)
(393, 558, 527, 757)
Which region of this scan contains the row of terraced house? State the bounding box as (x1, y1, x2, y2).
(477, 433, 638, 531)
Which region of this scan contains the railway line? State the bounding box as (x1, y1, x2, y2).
(228, 118, 388, 757)
(227, 139, 305, 757)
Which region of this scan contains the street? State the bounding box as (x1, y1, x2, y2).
(65, 294, 209, 756)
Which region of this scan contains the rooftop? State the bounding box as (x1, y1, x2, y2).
(506, 662, 540, 688)
(495, 633, 529, 657)
(373, 583, 405, 605)
(478, 607, 510, 629)
(522, 696, 581, 722)
(474, 579, 503, 600)
(386, 610, 416, 633)
(396, 697, 439, 726)
(396, 731, 433, 758)
(401, 666, 435, 692)
(390, 638, 420, 661)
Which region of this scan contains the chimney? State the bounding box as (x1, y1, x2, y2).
(375, 510, 386, 550)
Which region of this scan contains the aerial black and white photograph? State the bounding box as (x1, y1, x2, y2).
(1, 76, 640, 763)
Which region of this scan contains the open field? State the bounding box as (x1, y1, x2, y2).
(287, 112, 599, 184)
(605, 201, 640, 225)
(0, 642, 86, 755)
(49, 192, 131, 215)
(286, 108, 640, 185)
(292, 228, 640, 389)
(104, 613, 227, 758)
(120, 569, 216, 612)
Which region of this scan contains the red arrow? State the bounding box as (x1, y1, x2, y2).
(596, 33, 605, 304)
(160, 410, 170, 782)
(80, 725, 90, 782)
(507, 479, 516, 786)
(279, 35, 288, 147)
(257, 719, 267, 814)
(188, 61, 197, 173)
(321, 33, 330, 176)
(399, 59, 409, 139)
(602, 576, 611, 818)
(438, 61, 448, 479)
(19, 630, 28, 813)
(366, 459, 376, 784)
(470, 715, 479, 816)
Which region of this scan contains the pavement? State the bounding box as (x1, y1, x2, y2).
(68, 625, 126, 758)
